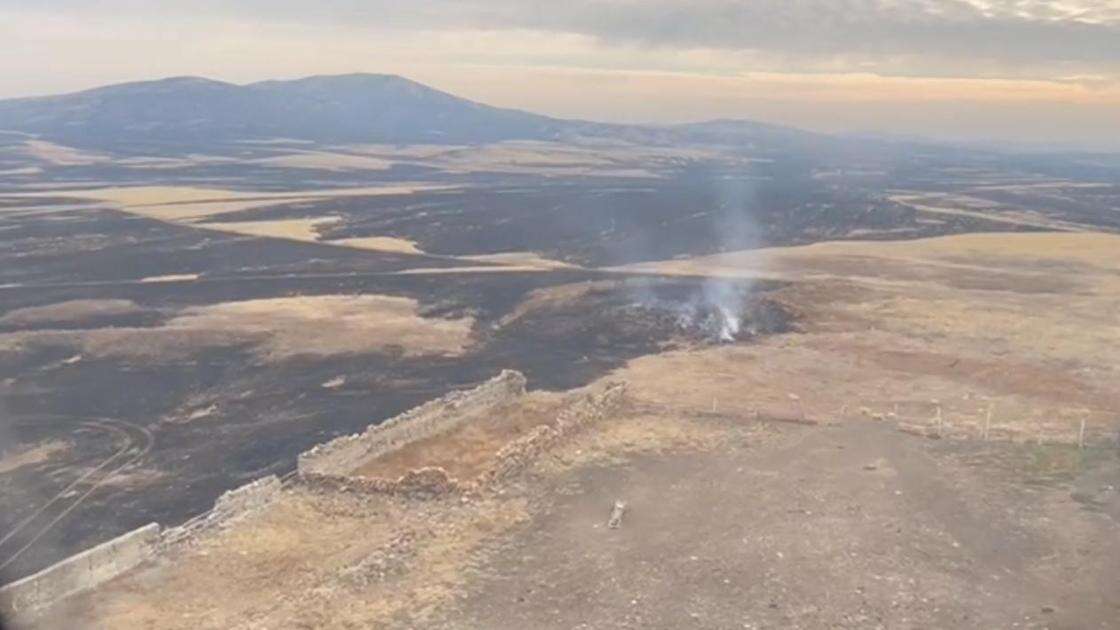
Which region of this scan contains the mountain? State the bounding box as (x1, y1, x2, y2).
(0, 74, 580, 152)
(0, 73, 845, 158)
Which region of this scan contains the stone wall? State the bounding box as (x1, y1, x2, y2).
(299, 467, 465, 498)
(0, 369, 609, 618)
(161, 475, 282, 547)
(298, 370, 527, 477)
(211, 475, 282, 522)
(0, 523, 160, 619)
(0, 475, 284, 620)
(478, 381, 627, 485)
(299, 381, 628, 498)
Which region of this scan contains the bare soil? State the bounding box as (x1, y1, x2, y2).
(425, 420, 1119, 629)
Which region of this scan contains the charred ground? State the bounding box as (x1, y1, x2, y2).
(0, 134, 1117, 588)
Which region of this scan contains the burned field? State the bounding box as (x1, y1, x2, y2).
(0, 183, 797, 581)
(1, 136, 1118, 596)
(34, 225, 1120, 630)
(206, 171, 1047, 268)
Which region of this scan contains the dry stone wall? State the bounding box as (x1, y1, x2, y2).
(298, 370, 527, 477)
(2, 475, 283, 620)
(0, 523, 160, 618)
(161, 475, 282, 546)
(299, 467, 465, 498)
(299, 380, 628, 498)
(1, 370, 618, 619)
(478, 381, 627, 485)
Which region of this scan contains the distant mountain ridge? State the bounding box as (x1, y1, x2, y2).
(0, 74, 575, 151)
(0, 73, 824, 154)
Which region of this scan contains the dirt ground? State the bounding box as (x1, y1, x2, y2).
(427, 420, 1119, 629)
(21, 230, 1120, 629)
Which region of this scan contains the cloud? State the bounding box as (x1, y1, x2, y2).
(25, 0, 1116, 78)
(457, 0, 1120, 65)
(2, 0, 1118, 146)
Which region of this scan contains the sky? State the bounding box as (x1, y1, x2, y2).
(3, 1, 1120, 149)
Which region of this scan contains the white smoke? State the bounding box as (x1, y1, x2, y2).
(699, 174, 758, 342)
(701, 279, 742, 342)
(626, 170, 761, 344)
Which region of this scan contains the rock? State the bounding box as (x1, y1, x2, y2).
(608, 500, 627, 529)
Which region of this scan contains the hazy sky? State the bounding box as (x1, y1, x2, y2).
(3, 1, 1120, 148)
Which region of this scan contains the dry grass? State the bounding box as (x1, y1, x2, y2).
(197, 217, 428, 256)
(73, 186, 264, 207)
(329, 236, 424, 255)
(21, 141, 108, 166)
(139, 274, 200, 284)
(610, 231, 1120, 444)
(533, 411, 742, 477)
(167, 295, 474, 360)
(0, 299, 143, 327)
(434, 141, 657, 178)
(251, 152, 393, 172)
(618, 231, 1120, 281)
(0, 439, 70, 474)
(31, 184, 450, 222)
(338, 143, 465, 159)
(426, 139, 731, 178)
(0, 295, 475, 362)
(195, 217, 340, 243)
(392, 265, 552, 275)
(61, 489, 531, 629)
(497, 280, 613, 327)
(462, 251, 578, 270)
(890, 194, 1087, 232)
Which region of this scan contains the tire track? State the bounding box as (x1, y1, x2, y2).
(0, 415, 153, 575)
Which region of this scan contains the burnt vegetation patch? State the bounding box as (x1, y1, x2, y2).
(219, 168, 1031, 269)
(0, 268, 798, 580)
(478, 277, 794, 387)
